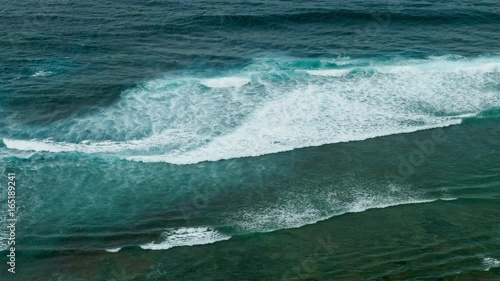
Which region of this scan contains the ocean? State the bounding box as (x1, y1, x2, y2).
(1, 0, 500, 280)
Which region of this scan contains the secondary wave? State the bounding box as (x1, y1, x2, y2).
(103, 182, 457, 253)
(3, 55, 500, 164)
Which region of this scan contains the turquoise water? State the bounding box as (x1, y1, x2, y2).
(1, 0, 500, 280)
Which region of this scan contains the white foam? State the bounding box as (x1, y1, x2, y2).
(348, 198, 435, 213)
(4, 138, 87, 153)
(233, 197, 437, 233)
(105, 247, 121, 253)
(306, 69, 351, 77)
(32, 70, 53, 77)
(483, 257, 500, 271)
(3, 128, 201, 154)
(200, 77, 251, 88)
(140, 227, 230, 250)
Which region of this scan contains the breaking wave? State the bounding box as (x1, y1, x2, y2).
(4, 55, 500, 164)
(140, 227, 230, 250)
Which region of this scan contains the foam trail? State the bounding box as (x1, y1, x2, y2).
(3, 128, 201, 153)
(140, 227, 230, 250)
(227, 186, 452, 233)
(251, 198, 437, 232)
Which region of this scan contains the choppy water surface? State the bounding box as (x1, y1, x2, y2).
(1, 0, 500, 280)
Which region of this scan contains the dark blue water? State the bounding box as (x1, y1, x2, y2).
(1, 0, 500, 280)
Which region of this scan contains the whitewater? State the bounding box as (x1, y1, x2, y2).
(3, 55, 500, 164)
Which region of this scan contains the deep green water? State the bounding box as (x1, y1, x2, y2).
(1, 0, 500, 280)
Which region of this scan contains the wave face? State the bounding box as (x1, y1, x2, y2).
(3, 55, 500, 164)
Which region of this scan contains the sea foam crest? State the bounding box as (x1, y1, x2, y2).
(140, 227, 230, 250)
(483, 257, 500, 271)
